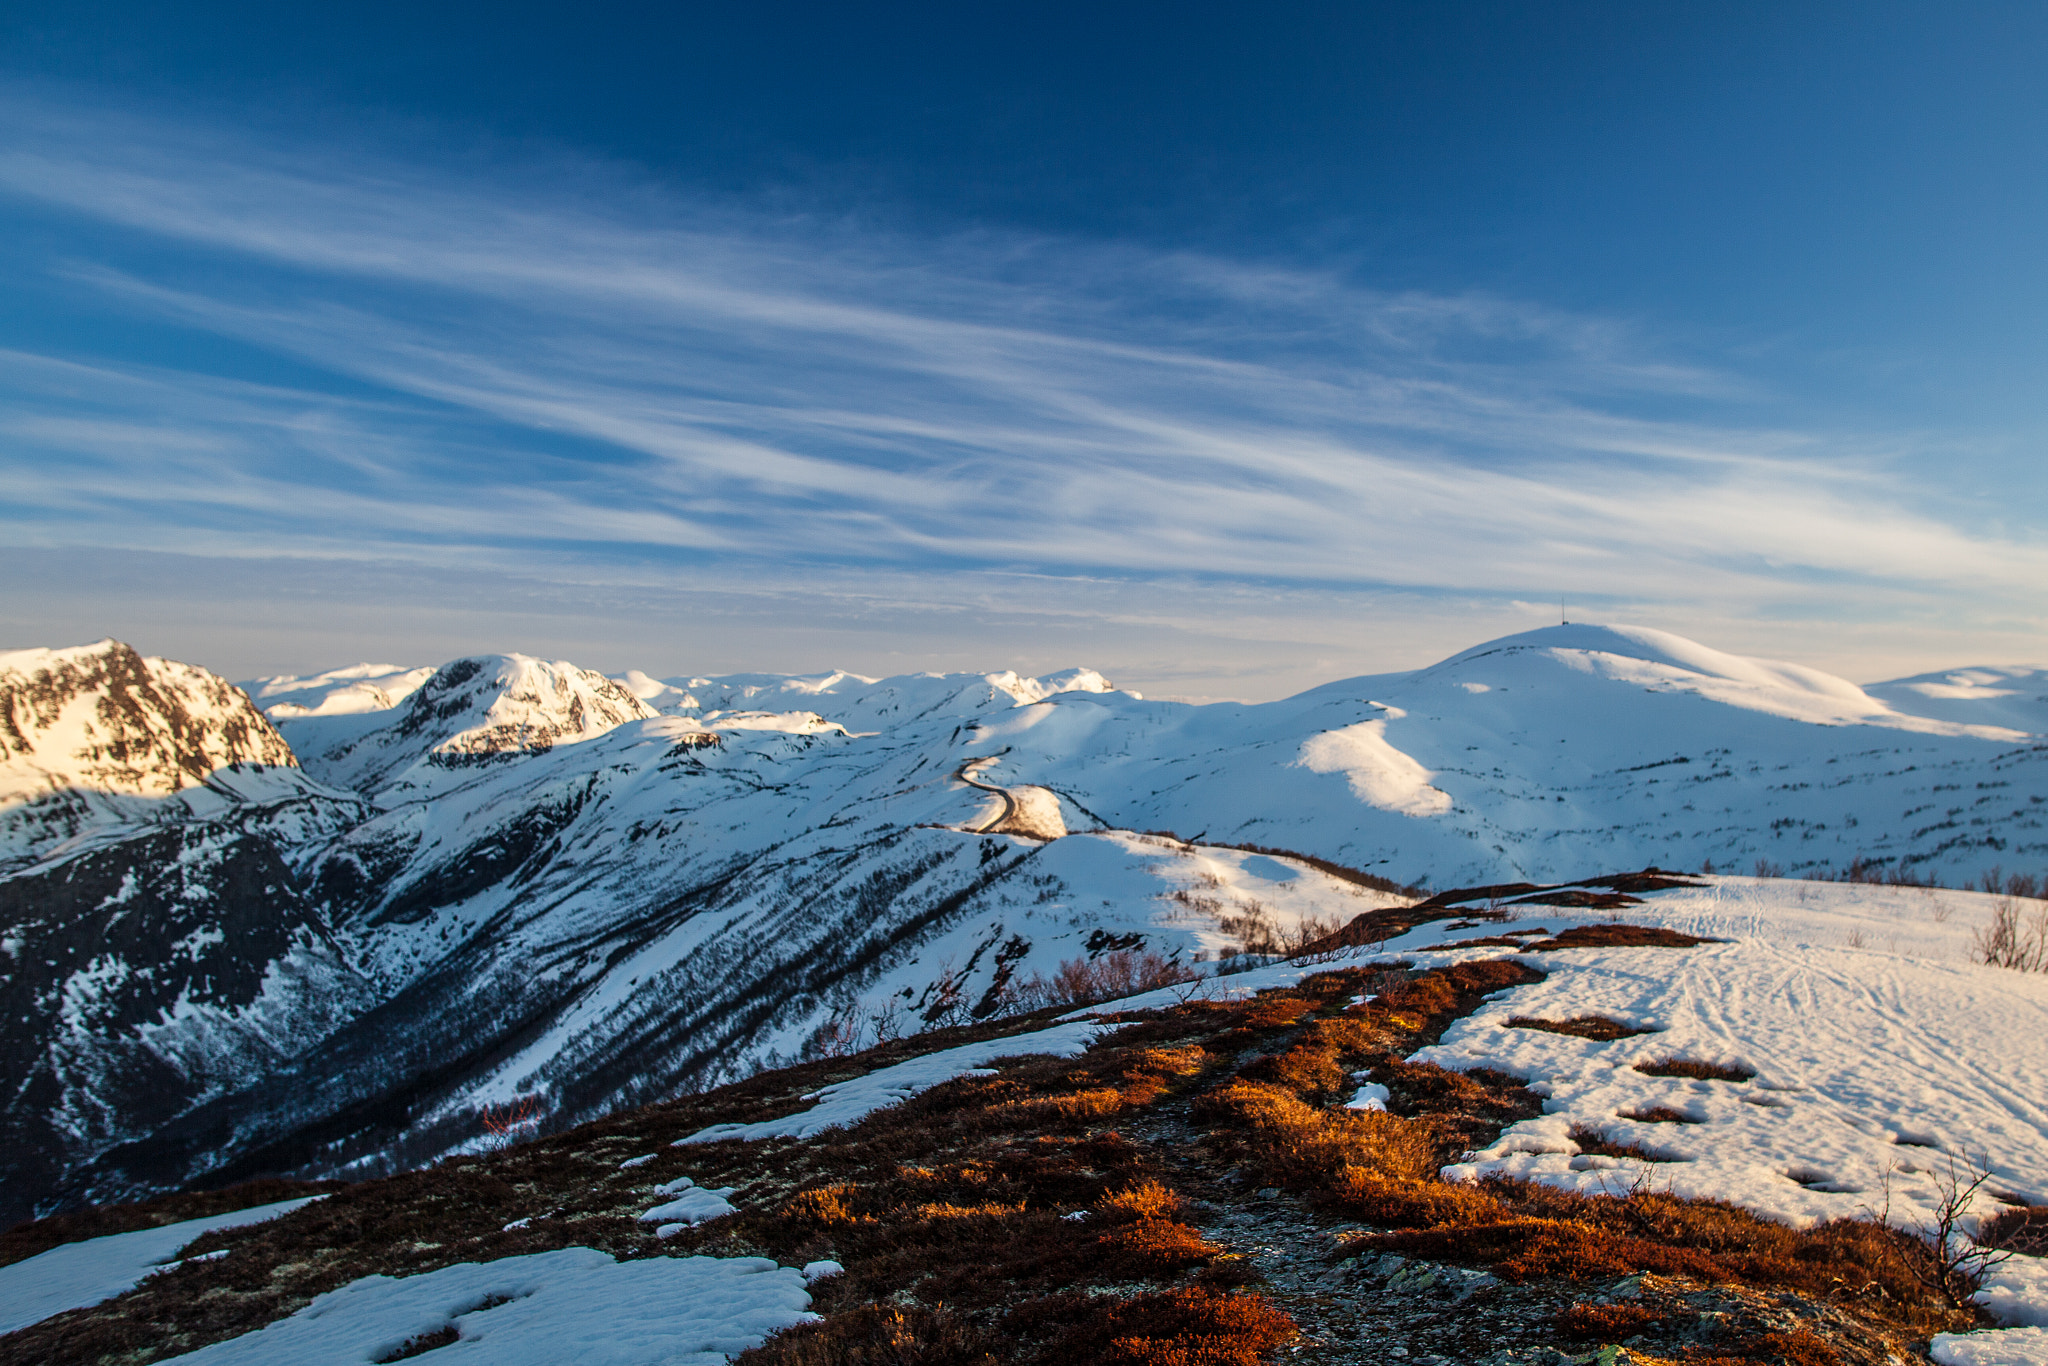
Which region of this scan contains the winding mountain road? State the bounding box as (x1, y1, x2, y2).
(955, 757, 1015, 834)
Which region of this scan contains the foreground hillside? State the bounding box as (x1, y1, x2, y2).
(3, 877, 2044, 1365)
(2, 624, 2045, 1233)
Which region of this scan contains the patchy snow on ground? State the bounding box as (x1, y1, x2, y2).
(1978, 1255, 2048, 1329)
(1932, 1326, 2048, 1366)
(1383, 876, 2048, 1352)
(0, 1197, 322, 1335)
(677, 1019, 1113, 1145)
(154, 1246, 817, 1365)
(638, 1176, 737, 1226)
(1343, 1081, 1392, 1111)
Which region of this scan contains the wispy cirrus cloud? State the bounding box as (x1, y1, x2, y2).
(0, 89, 2039, 692)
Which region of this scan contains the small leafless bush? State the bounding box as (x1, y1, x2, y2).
(1754, 858, 1785, 878)
(1281, 914, 1345, 959)
(1010, 949, 1198, 1010)
(922, 965, 973, 1029)
(869, 998, 908, 1043)
(1361, 967, 1409, 999)
(808, 1003, 866, 1059)
(1871, 1152, 2015, 1309)
(478, 1095, 543, 1149)
(1978, 1202, 2048, 1258)
(1972, 897, 2048, 973)
(1217, 898, 1277, 956)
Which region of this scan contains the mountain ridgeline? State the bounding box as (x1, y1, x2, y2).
(2, 626, 2044, 1228)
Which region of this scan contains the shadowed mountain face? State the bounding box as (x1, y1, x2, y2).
(0, 819, 372, 1220)
(4, 626, 2045, 1226)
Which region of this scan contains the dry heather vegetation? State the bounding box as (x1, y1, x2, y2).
(0, 923, 2001, 1366)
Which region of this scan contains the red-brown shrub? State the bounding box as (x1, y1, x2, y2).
(1027, 1288, 1296, 1366)
(1551, 1300, 1666, 1339)
(741, 1304, 996, 1365)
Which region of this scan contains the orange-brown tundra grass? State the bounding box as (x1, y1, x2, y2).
(0, 932, 1990, 1366)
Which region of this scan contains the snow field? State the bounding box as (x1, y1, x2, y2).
(0, 1196, 323, 1335)
(677, 1019, 1114, 1144)
(1388, 878, 2048, 1356)
(152, 1247, 819, 1365)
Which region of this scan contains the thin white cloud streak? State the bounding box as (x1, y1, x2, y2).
(0, 92, 2042, 640)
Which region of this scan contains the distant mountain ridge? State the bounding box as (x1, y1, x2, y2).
(2, 624, 2043, 1229)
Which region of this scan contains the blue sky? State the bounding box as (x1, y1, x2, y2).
(2, 3, 2044, 698)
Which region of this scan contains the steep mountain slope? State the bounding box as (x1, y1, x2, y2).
(0, 823, 373, 1217)
(0, 646, 371, 1226)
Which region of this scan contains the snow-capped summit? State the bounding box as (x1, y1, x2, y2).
(612, 669, 701, 715)
(280, 654, 656, 794)
(1426, 623, 2032, 738)
(1, 640, 296, 804)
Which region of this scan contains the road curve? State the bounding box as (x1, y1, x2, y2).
(954, 757, 1016, 834)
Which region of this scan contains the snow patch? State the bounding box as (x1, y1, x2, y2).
(677, 1020, 1112, 1144)
(639, 1178, 737, 1226)
(153, 1246, 817, 1365)
(1297, 720, 1452, 817)
(1930, 1326, 2048, 1366)
(1343, 1082, 1391, 1112)
(0, 1197, 321, 1335)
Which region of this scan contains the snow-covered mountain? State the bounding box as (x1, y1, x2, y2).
(275, 654, 656, 795)
(4, 623, 2044, 1229)
(0, 640, 311, 866)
